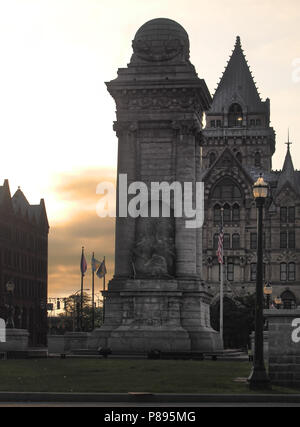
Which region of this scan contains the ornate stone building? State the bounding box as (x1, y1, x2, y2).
(0, 180, 49, 346)
(202, 37, 300, 308)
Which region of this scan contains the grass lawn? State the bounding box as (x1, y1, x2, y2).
(0, 359, 299, 394)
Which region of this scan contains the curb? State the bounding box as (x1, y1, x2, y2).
(0, 392, 300, 404)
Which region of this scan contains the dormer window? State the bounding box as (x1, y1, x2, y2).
(228, 103, 243, 127)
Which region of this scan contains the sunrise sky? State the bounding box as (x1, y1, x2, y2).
(0, 0, 299, 297)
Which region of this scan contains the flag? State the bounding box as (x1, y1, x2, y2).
(91, 255, 101, 273)
(80, 248, 87, 276)
(96, 259, 107, 279)
(217, 225, 224, 265)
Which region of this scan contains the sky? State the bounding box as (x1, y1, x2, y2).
(0, 0, 299, 297)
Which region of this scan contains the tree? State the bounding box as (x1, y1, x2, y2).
(54, 292, 104, 333)
(210, 294, 255, 349)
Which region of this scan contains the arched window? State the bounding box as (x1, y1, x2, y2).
(211, 178, 242, 201)
(228, 103, 243, 127)
(280, 263, 287, 281)
(236, 152, 242, 164)
(281, 290, 296, 310)
(223, 204, 231, 224)
(213, 234, 219, 249)
(255, 152, 261, 167)
(214, 205, 222, 223)
(209, 152, 216, 167)
(223, 234, 230, 249)
(232, 233, 240, 249)
(227, 258, 235, 281)
(232, 204, 240, 222)
(289, 263, 296, 281)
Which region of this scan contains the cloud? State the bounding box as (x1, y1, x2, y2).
(48, 169, 116, 296)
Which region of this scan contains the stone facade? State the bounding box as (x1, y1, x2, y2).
(265, 309, 300, 387)
(201, 37, 300, 307)
(89, 18, 222, 353)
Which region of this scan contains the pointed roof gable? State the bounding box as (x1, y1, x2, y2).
(276, 144, 298, 195)
(209, 36, 268, 114)
(12, 187, 30, 216)
(201, 146, 254, 185)
(0, 179, 13, 212)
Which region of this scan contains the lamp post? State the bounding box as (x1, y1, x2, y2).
(264, 282, 273, 309)
(6, 280, 15, 329)
(248, 175, 271, 390)
(274, 296, 283, 310)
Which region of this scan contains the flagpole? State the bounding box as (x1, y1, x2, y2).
(220, 208, 224, 349)
(92, 252, 95, 331)
(80, 247, 84, 332)
(103, 256, 106, 323)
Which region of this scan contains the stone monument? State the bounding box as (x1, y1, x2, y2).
(89, 18, 222, 353)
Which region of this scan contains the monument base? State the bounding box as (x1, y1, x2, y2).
(89, 278, 222, 353)
(0, 329, 29, 352)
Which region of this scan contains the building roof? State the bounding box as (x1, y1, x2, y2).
(0, 180, 49, 229)
(209, 36, 268, 114)
(276, 144, 299, 195)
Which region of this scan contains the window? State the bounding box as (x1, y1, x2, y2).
(227, 261, 234, 282)
(251, 264, 257, 282)
(280, 207, 288, 223)
(288, 207, 295, 223)
(212, 178, 242, 200)
(216, 120, 222, 127)
(280, 263, 287, 281)
(280, 231, 295, 249)
(213, 234, 219, 250)
(250, 233, 257, 250)
(289, 263, 296, 281)
(224, 234, 230, 250)
(232, 204, 240, 222)
(209, 152, 216, 167)
(223, 204, 231, 224)
(254, 152, 261, 167)
(214, 205, 222, 223)
(256, 119, 261, 126)
(281, 290, 296, 309)
(228, 103, 243, 127)
(250, 119, 255, 127)
(232, 234, 240, 249)
(210, 120, 216, 128)
(289, 231, 296, 249)
(251, 263, 266, 281)
(280, 232, 288, 249)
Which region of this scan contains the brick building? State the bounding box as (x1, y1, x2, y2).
(202, 37, 300, 308)
(0, 180, 49, 346)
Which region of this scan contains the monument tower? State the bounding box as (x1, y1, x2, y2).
(90, 18, 221, 352)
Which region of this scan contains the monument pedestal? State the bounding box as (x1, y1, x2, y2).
(0, 329, 29, 352)
(89, 279, 222, 353)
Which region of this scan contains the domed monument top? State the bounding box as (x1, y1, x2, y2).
(132, 18, 190, 63)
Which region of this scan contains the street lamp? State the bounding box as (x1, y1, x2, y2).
(6, 280, 15, 329)
(274, 296, 283, 310)
(264, 282, 273, 309)
(248, 174, 271, 390)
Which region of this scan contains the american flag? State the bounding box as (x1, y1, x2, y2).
(80, 247, 87, 277)
(217, 225, 224, 265)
